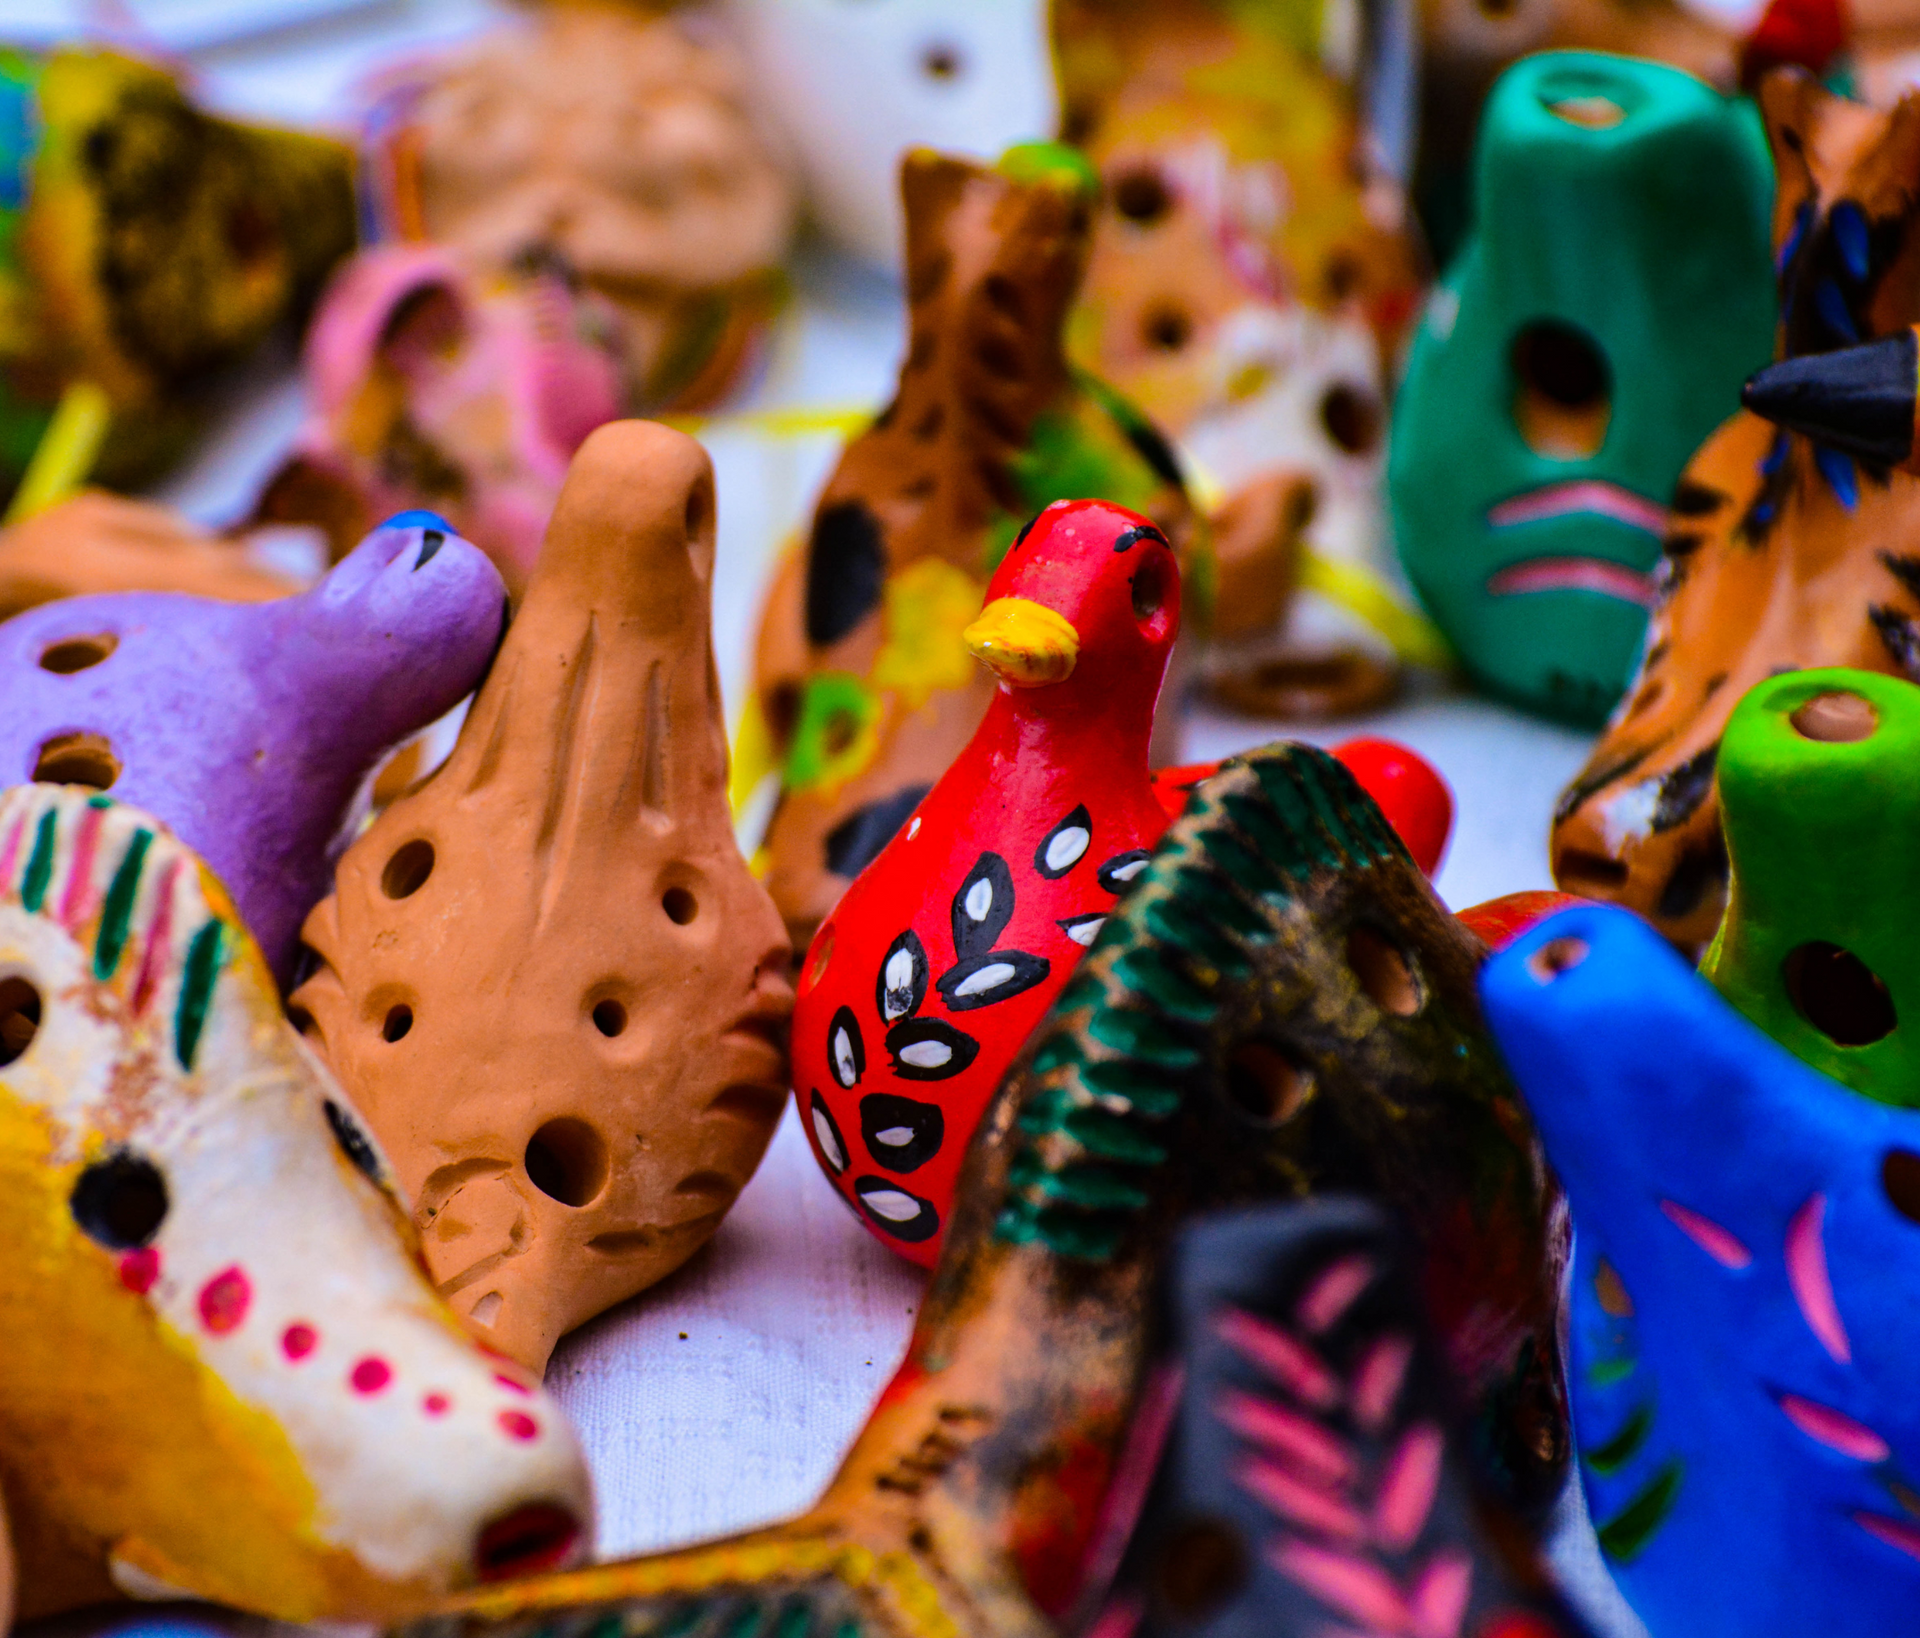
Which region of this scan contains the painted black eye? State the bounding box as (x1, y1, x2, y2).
(325, 1099, 385, 1183)
(71, 1153, 168, 1249)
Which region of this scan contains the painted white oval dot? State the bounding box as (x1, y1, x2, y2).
(965, 878, 994, 922)
(1067, 917, 1104, 946)
(833, 1030, 857, 1085)
(883, 950, 916, 1017)
(1111, 859, 1147, 883)
(874, 1126, 914, 1147)
(813, 1112, 846, 1170)
(900, 1040, 952, 1069)
(1046, 827, 1090, 872)
(956, 962, 1016, 997)
(863, 1189, 922, 1223)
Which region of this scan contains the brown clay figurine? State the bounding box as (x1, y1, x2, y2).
(362, 1, 795, 415)
(292, 422, 793, 1373)
(1551, 71, 1920, 952)
(750, 142, 1203, 951)
(396, 745, 1567, 1638)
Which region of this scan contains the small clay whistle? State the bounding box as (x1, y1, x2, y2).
(0, 512, 506, 986)
(392, 745, 1565, 1638)
(294, 422, 792, 1373)
(0, 785, 590, 1624)
(1486, 902, 1920, 1638)
(752, 142, 1201, 952)
(1550, 72, 1920, 950)
(792, 499, 1180, 1265)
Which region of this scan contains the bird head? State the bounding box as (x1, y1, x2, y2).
(962, 500, 1180, 710)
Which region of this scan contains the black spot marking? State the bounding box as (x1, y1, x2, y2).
(809, 1090, 849, 1175)
(1872, 604, 1920, 681)
(1662, 531, 1706, 558)
(860, 1093, 945, 1172)
(1010, 513, 1042, 553)
(886, 1018, 981, 1081)
(824, 786, 931, 879)
(806, 501, 886, 646)
(1655, 833, 1729, 921)
(828, 1006, 865, 1089)
(853, 1176, 941, 1242)
(1552, 744, 1655, 826)
(952, 853, 1015, 957)
(1034, 805, 1092, 878)
(1881, 550, 1920, 606)
(936, 949, 1050, 1012)
(876, 930, 930, 1024)
(325, 1099, 385, 1184)
(71, 1152, 168, 1250)
(1670, 480, 1728, 517)
(1121, 416, 1184, 489)
(1097, 850, 1152, 894)
(1649, 743, 1719, 833)
(1112, 523, 1169, 554)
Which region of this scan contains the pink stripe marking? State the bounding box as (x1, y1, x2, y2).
(1238, 1456, 1367, 1540)
(132, 857, 180, 1017)
(1373, 1423, 1446, 1549)
(1776, 1393, 1889, 1462)
(1856, 1512, 1920, 1562)
(1270, 1540, 1409, 1630)
(1787, 1194, 1851, 1364)
(1071, 1363, 1185, 1617)
(1485, 556, 1657, 606)
(0, 813, 26, 890)
(1660, 1199, 1753, 1269)
(59, 802, 103, 930)
(1486, 479, 1668, 535)
(1352, 1335, 1415, 1433)
(1217, 1388, 1354, 1485)
(1217, 1309, 1340, 1411)
(1296, 1255, 1376, 1335)
(1409, 1548, 1474, 1638)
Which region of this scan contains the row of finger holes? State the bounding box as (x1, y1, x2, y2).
(379, 838, 698, 927)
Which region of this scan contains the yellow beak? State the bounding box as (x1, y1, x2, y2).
(964, 596, 1080, 686)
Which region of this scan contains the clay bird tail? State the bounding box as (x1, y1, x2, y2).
(1742, 325, 1920, 472)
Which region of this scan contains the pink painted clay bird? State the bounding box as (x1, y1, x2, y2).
(792, 499, 1181, 1265)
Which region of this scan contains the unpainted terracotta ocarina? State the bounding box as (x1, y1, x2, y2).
(752, 142, 1203, 952)
(0, 512, 506, 986)
(0, 785, 590, 1624)
(1550, 72, 1920, 950)
(294, 422, 792, 1373)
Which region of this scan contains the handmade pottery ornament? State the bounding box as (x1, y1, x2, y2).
(1087, 1198, 1595, 1638)
(792, 499, 1180, 1265)
(256, 245, 627, 593)
(1485, 901, 1920, 1637)
(1550, 74, 1920, 949)
(720, 0, 1055, 271)
(1057, 0, 1427, 717)
(365, 3, 794, 415)
(0, 491, 294, 618)
(752, 143, 1203, 950)
(0, 46, 354, 496)
(1389, 52, 1775, 727)
(0, 512, 505, 987)
(293, 423, 792, 1374)
(0, 785, 590, 1622)
(1694, 668, 1920, 1105)
(395, 746, 1567, 1638)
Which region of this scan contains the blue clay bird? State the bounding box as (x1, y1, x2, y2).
(1482, 902, 1920, 1638)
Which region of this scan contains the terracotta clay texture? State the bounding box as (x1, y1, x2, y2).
(0, 48, 354, 495)
(0, 785, 590, 1624)
(793, 500, 1180, 1265)
(397, 746, 1567, 1638)
(1550, 73, 1920, 950)
(752, 144, 1203, 951)
(293, 422, 792, 1373)
(256, 245, 627, 594)
(366, 3, 794, 414)
(0, 512, 506, 987)
(1057, 0, 1425, 717)
(0, 491, 294, 618)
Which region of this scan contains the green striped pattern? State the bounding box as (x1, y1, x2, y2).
(174, 919, 226, 1071)
(94, 827, 151, 980)
(994, 745, 1407, 1261)
(19, 808, 55, 913)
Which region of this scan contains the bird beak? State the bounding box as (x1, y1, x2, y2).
(964, 597, 1079, 686)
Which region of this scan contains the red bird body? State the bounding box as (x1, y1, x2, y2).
(791, 500, 1181, 1264)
